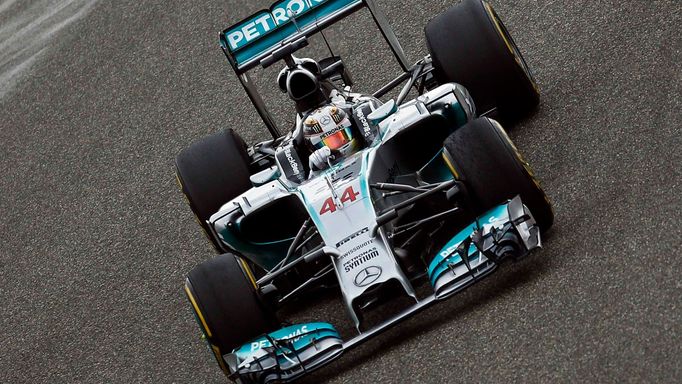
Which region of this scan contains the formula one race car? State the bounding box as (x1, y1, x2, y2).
(175, 0, 554, 382)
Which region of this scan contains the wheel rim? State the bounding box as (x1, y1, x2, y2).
(484, 2, 540, 95)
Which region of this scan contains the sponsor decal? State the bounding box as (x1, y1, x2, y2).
(284, 147, 301, 177)
(354, 266, 382, 287)
(320, 125, 343, 139)
(343, 247, 379, 272)
(354, 106, 372, 137)
(277, 143, 305, 183)
(440, 243, 460, 259)
(226, 0, 340, 51)
(330, 107, 343, 124)
(304, 117, 322, 133)
(335, 227, 368, 248)
(486, 213, 507, 227)
(340, 239, 373, 259)
(320, 185, 360, 215)
(250, 325, 309, 352)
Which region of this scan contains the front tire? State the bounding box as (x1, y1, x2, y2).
(443, 117, 553, 231)
(175, 129, 252, 251)
(425, 0, 539, 121)
(185, 253, 278, 376)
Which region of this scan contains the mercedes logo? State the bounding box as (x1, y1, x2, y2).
(320, 115, 331, 125)
(354, 266, 382, 287)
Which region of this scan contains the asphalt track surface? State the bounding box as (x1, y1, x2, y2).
(1, 0, 680, 382)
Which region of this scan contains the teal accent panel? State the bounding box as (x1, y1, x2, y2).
(451, 99, 468, 127)
(359, 150, 373, 213)
(427, 202, 510, 286)
(298, 190, 327, 240)
(427, 222, 478, 285)
(233, 322, 341, 358)
(419, 148, 455, 184)
(219, 225, 290, 271)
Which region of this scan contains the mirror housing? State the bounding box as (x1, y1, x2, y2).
(367, 99, 397, 125)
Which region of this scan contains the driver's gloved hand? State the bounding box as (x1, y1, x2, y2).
(309, 147, 333, 171)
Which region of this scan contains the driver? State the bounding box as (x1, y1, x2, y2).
(303, 104, 358, 171)
(278, 57, 380, 173)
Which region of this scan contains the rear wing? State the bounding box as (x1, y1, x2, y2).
(219, 0, 409, 138)
(221, 0, 358, 71)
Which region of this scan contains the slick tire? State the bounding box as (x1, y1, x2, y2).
(425, 0, 539, 122)
(175, 129, 252, 251)
(443, 117, 554, 231)
(185, 253, 278, 376)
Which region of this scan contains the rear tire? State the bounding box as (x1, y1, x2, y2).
(185, 253, 278, 376)
(425, 0, 539, 121)
(175, 129, 252, 251)
(443, 117, 553, 231)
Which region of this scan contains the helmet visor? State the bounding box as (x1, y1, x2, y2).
(319, 127, 354, 150)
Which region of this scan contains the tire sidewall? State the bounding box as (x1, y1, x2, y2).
(443, 117, 553, 231)
(185, 254, 277, 365)
(425, 0, 539, 118)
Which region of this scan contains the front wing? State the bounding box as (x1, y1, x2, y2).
(225, 196, 541, 383)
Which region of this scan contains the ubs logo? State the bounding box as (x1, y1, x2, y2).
(354, 266, 382, 287)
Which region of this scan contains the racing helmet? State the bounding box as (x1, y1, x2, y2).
(303, 105, 359, 158)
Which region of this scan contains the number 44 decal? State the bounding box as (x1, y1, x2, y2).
(319, 186, 360, 215)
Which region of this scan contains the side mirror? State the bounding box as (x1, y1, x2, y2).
(367, 99, 397, 125)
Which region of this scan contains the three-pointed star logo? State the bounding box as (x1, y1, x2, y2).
(354, 266, 382, 287)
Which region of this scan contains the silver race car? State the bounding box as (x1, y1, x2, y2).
(175, 0, 554, 382)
